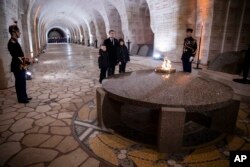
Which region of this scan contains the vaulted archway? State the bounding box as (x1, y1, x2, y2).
(47, 28, 66, 43)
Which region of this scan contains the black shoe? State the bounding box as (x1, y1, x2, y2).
(27, 97, 32, 101)
(18, 100, 29, 104)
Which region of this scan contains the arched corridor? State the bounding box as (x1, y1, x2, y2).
(1, 0, 250, 89)
(0, 42, 249, 167)
(47, 28, 67, 43)
(1, 0, 250, 167)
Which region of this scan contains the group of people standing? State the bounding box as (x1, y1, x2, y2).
(98, 28, 198, 83)
(98, 30, 130, 83)
(7, 22, 197, 103)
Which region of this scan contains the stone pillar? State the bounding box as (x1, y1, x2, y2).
(96, 87, 120, 132)
(147, 0, 196, 62)
(33, 18, 39, 56)
(94, 14, 107, 44)
(19, 6, 31, 58)
(0, 0, 19, 89)
(195, 0, 214, 64)
(208, 0, 250, 63)
(158, 107, 186, 153)
(121, 1, 154, 45)
(89, 22, 97, 45)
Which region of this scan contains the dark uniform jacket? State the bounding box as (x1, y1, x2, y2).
(181, 37, 197, 61)
(117, 45, 130, 63)
(98, 50, 109, 69)
(8, 38, 24, 72)
(103, 38, 119, 66)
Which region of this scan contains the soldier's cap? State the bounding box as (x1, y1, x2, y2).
(9, 24, 20, 35)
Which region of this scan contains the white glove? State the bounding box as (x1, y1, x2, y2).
(189, 57, 194, 62)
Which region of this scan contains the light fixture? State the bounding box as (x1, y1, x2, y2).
(26, 71, 32, 80)
(34, 58, 39, 63)
(153, 52, 163, 60)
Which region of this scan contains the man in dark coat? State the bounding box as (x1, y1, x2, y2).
(103, 30, 119, 76)
(181, 28, 197, 73)
(8, 22, 31, 103)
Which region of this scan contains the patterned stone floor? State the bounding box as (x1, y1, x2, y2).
(73, 104, 250, 167)
(0, 44, 150, 167)
(1, 44, 250, 167)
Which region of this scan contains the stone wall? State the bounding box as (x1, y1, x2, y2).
(0, 0, 19, 89)
(1, 0, 250, 90)
(195, 0, 213, 64)
(93, 11, 107, 43)
(89, 22, 97, 45)
(208, 51, 245, 75)
(208, 0, 250, 64)
(104, 2, 123, 39)
(147, 0, 196, 62)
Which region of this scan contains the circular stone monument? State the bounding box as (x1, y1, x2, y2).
(96, 70, 240, 152)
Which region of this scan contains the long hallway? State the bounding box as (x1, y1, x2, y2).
(0, 44, 150, 167)
(1, 0, 250, 166)
(0, 44, 250, 167)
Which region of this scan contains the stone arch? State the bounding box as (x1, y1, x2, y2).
(112, 0, 153, 45)
(104, 1, 124, 39)
(80, 24, 90, 45)
(18, 0, 30, 54)
(72, 25, 80, 43)
(47, 27, 66, 43)
(79, 25, 85, 44)
(45, 20, 76, 42)
(89, 21, 97, 45)
(92, 10, 107, 44)
(139, 1, 154, 44)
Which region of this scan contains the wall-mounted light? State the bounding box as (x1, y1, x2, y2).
(153, 50, 164, 60)
(26, 71, 32, 80)
(34, 58, 39, 63)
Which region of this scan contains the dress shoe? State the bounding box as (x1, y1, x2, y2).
(27, 97, 32, 101)
(18, 100, 29, 104)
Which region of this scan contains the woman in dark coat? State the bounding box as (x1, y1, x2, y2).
(117, 38, 130, 73)
(98, 44, 109, 83)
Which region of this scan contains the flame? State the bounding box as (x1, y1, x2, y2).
(161, 58, 172, 70)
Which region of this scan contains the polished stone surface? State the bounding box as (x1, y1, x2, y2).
(100, 69, 239, 153)
(102, 70, 234, 110)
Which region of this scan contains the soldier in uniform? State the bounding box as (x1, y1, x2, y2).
(181, 28, 197, 73)
(8, 21, 32, 103)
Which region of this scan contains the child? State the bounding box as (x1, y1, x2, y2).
(117, 38, 130, 73)
(98, 44, 109, 83)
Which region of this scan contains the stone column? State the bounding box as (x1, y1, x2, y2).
(0, 0, 19, 89)
(126, 2, 153, 45)
(20, 13, 31, 57)
(195, 0, 214, 64)
(158, 107, 186, 153)
(96, 87, 119, 133)
(208, 0, 250, 62)
(147, 0, 196, 62)
(103, 1, 123, 39)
